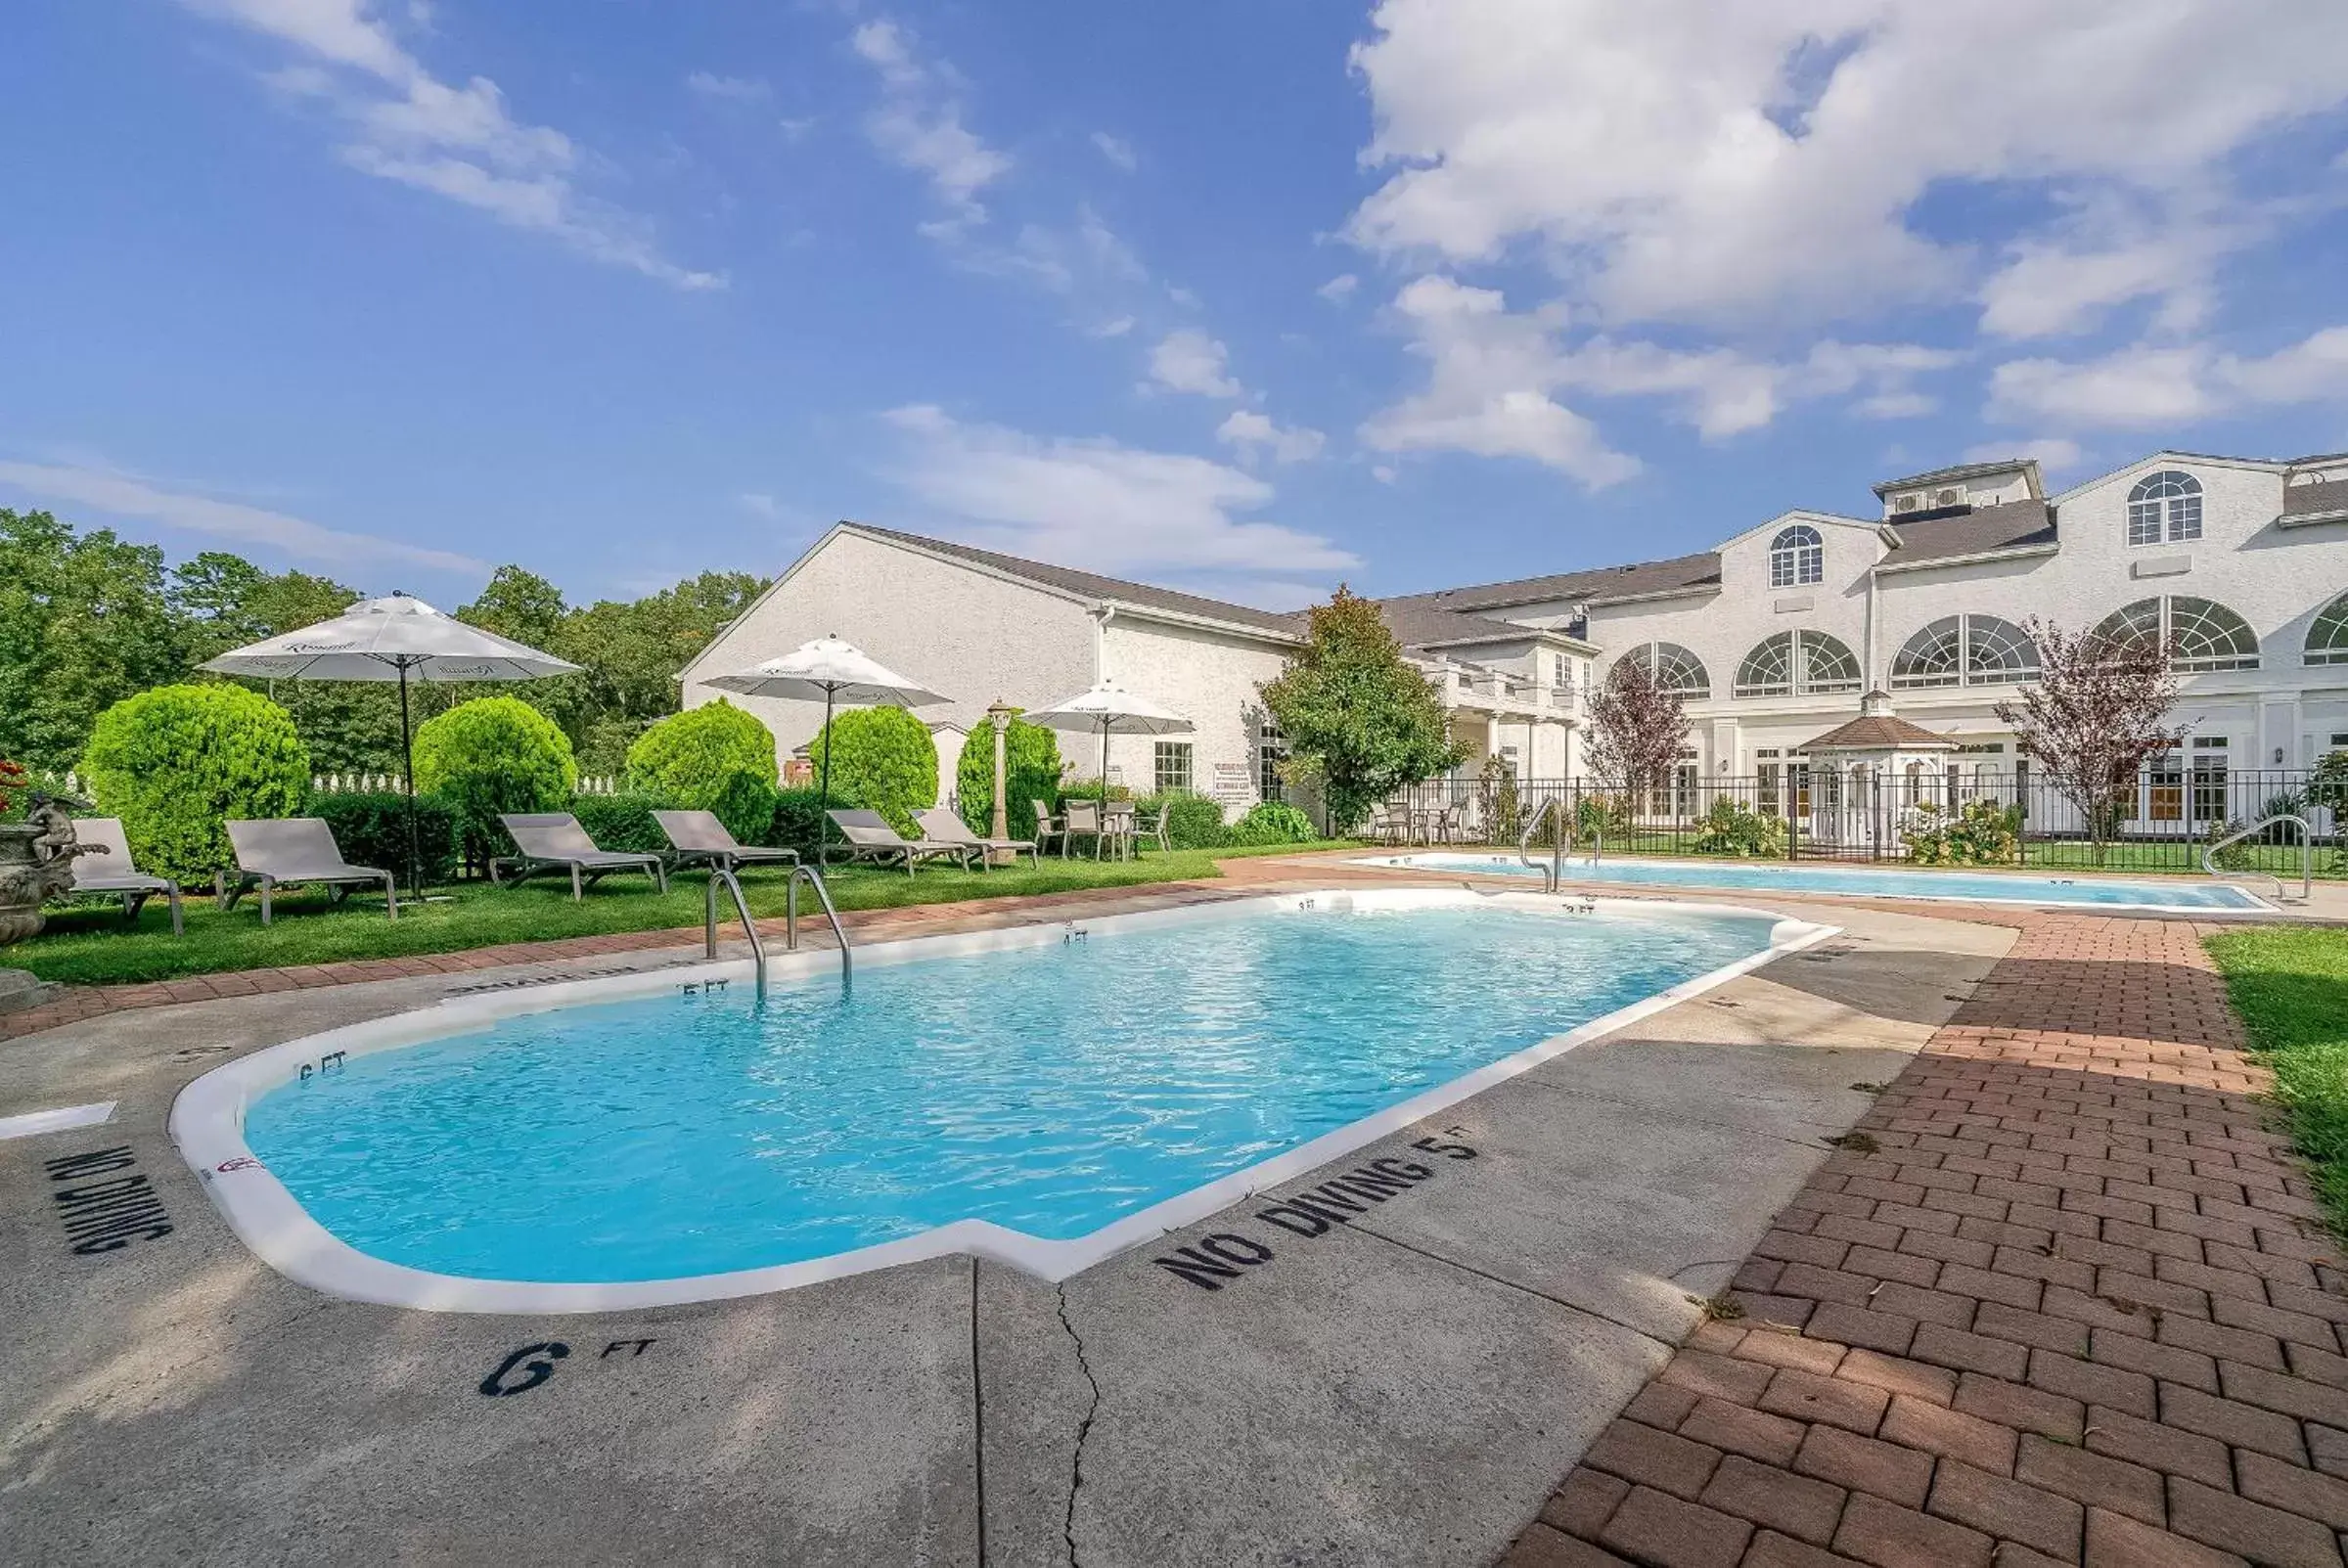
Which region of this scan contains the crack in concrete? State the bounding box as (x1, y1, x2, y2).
(1347, 1219, 1675, 1350)
(1054, 1283, 1101, 1568)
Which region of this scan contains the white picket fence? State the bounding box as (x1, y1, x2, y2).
(49, 769, 626, 798)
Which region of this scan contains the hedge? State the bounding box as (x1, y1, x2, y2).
(412, 696, 577, 867)
(769, 784, 862, 859)
(308, 791, 460, 885)
(955, 717, 1062, 839)
(1145, 791, 1231, 850)
(570, 790, 680, 855)
(807, 706, 936, 835)
(1226, 800, 1316, 846)
(78, 684, 310, 882)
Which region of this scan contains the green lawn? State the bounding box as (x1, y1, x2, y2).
(2204, 926, 2348, 1236)
(12, 841, 1359, 988)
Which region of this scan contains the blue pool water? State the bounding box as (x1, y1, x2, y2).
(1356, 853, 2267, 910)
(241, 902, 1778, 1283)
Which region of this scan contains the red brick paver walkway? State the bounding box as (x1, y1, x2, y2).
(1509, 914, 2348, 1568)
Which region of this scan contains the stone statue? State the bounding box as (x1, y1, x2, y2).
(0, 792, 102, 945)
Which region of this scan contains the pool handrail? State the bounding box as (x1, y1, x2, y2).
(704, 866, 767, 996)
(785, 864, 851, 983)
(1517, 798, 1597, 893)
(2202, 813, 2313, 905)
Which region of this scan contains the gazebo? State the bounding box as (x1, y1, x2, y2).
(1797, 691, 1956, 854)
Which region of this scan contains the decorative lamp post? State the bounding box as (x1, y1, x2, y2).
(986, 700, 1016, 865)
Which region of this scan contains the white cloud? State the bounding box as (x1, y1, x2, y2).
(1964, 437, 2084, 472)
(735, 491, 782, 519)
(1347, 0, 2348, 330)
(879, 405, 1357, 583)
(1091, 131, 1136, 171)
(1318, 274, 1360, 303)
(852, 19, 1012, 231)
(183, 0, 717, 289)
(1359, 276, 1955, 482)
(1147, 330, 1242, 398)
(1217, 410, 1327, 465)
(1989, 326, 2348, 427)
(0, 460, 487, 574)
(686, 71, 770, 103)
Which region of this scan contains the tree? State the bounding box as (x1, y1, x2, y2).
(1257, 586, 1464, 833)
(808, 706, 938, 833)
(1584, 657, 1689, 799)
(0, 510, 186, 774)
(1995, 616, 2182, 865)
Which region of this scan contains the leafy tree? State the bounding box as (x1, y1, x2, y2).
(1995, 616, 2182, 865)
(412, 696, 578, 868)
(1585, 657, 1690, 798)
(954, 714, 1062, 836)
(626, 698, 778, 840)
(808, 706, 937, 833)
(0, 510, 186, 774)
(1257, 587, 1463, 833)
(78, 684, 310, 881)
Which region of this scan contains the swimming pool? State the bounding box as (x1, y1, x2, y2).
(172, 889, 1830, 1312)
(1352, 853, 2271, 911)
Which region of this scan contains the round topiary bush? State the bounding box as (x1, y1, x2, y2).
(625, 700, 777, 808)
(807, 706, 937, 834)
(955, 716, 1062, 838)
(78, 684, 310, 882)
(412, 695, 577, 868)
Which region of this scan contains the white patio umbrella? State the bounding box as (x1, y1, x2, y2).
(200, 593, 582, 894)
(701, 634, 949, 858)
(1025, 683, 1195, 818)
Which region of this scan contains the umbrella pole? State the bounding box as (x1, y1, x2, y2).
(1100, 717, 1110, 861)
(398, 663, 423, 899)
(816, 685, 836, 865)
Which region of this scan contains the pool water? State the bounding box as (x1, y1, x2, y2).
(1356, 853, 2268, 911)
(240, 901, 1779, 1283)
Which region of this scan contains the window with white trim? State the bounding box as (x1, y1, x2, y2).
(1734, 630, 1862, 697)
(1889, 614, 2040, 690)
(1769, 525, 1824, 588)
(1152, 740, 1194, 793)
(2126, 470, 2203, 546)
(2090, 596, 2260, 672)
(1630, 641, 1710, 698)
(2307, 591, 2348, 667)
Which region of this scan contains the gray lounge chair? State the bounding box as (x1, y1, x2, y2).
(493, 813, 669, 900)
(914, 807, 1035, 869)
(825, 810, 977, 874)
(219, 819, 397, 925)
(68, 816, 184, 936)
(654, 810, 800, 875)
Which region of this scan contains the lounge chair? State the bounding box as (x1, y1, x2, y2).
(67, 816, 185, 937)
(825, 810, 978, 874)
(492, 814, 669, 900)
(914, 807, 1035, 869)
(218, 819, 397, 925)
(654, 810, 800, 876)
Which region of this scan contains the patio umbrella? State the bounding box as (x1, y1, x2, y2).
(200, 593, 582, 896)
(1025, 683, 1195, 818)
(701, 634, 948, 859)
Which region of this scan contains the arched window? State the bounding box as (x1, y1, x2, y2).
(1628, 641, 1710, 698)
(2127, 470, 2202, 546)
(2307, 591, 2348, 667)
(1770, 525, 1824, 588)
(1734, 630, 1862, 697)
(2090, 596, 2260, 672)
(1890, 615, 2041, 690)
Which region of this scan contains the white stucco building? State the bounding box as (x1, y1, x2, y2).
(682, 449, 2348, 827)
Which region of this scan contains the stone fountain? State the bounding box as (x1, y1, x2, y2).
(1, 796, 98, 1013)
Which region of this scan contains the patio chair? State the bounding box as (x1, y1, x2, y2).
(67, 816, 185, 937)
(826, 810, 978, 874)
(914, 807, 1035, 869)
(1031, 799, 1069, 857)
(493, 814, 669, 900)
(653, 810, 800, 876)
(218, 819, 397, 926)
(1062, 799, 1131, 861)
(1129, 802, 1172, 855)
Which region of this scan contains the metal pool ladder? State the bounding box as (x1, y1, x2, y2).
(1517, 798, 1597, 894)
(2201, 813, 2313, 905)
(703, 864, 852, 995)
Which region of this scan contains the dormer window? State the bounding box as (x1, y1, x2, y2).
(2127, 470, 2202, 546)
(1769, 524, 1824, 588)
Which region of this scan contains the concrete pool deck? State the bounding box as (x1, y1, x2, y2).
(0, 873, 2317, 1564)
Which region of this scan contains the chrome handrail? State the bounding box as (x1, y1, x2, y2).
(1517, 798, 1566, 893)
(786, 864, 852, 982)
(2202, 814, 2314, 904)
(704, 866, 767, 996)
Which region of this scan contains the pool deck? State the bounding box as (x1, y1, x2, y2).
(1, 865, 2339, 1565)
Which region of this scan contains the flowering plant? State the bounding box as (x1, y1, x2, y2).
(0, 758, 27, 821)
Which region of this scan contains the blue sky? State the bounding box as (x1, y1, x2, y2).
(4, 1, 2347, 610)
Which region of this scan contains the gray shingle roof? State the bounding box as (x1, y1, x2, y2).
(1880, 500, 2057, 566)
(1873, 459, 2036, 497)
(2281, 478, 2348, 520)
(1376, 552, 1723, 616)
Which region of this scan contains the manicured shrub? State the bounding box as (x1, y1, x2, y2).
(1226, 800, 1317, 847)
(769, 784, 862, 859)
(807, 706, 936, 835)
(1902, 798, 2020, 866)
(1147, 791, 1231, 850)
(955, 717, 1062, 838)
(78, 684, 309, 882)
(1057, 778, 1134, 807)
(570, 790, 678, 855)
(708, 771, 779, 846)
(412, 695, 577, 868)
(308, 791, 460, 886)
(1693, 796, 1787, 858)
(625, 700, 777, 808)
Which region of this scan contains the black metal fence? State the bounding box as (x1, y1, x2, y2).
(1377, 768, 2341, 876)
